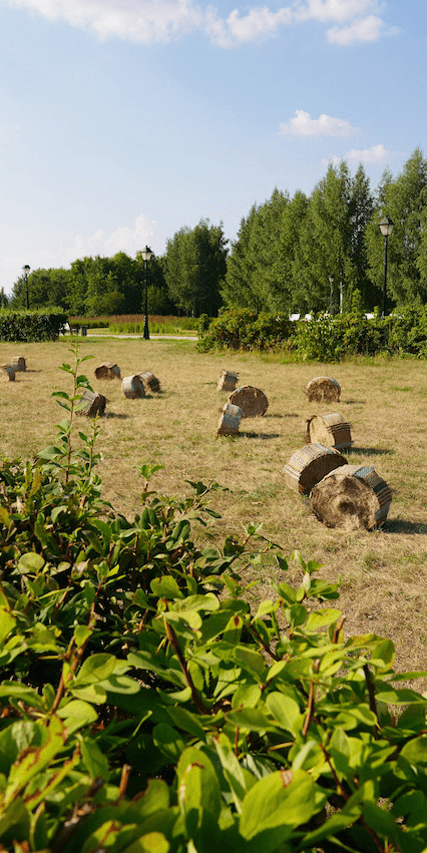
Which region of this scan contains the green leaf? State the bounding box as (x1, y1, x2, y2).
(18, 553, 45, 574)
(81, 737, 110, 780)
(401, 735, 427, 766)
(266, 692, 303, 736)
(305, 609, 342, 631)
(3, 716, 66, 807)
(57, 699, 98, 734)
(150, 576, 184, 599)
(239, 769, 315, 839)
(73, 652, 117, 685)
(177, 747, 222, 822)
(152, 724, 187, 763)
(0, 589, 15, 646)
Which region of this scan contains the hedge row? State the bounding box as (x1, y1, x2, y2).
(197, 307, 427, 360)
(0, 310, 68, 342)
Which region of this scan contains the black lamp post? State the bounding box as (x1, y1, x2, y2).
(141, 246, 152, 340)
(378, 217, 394, 319)
(329, 275, 334, 315)
(22, 265, 31, 310)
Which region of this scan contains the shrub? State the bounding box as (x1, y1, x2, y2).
(0, 309, 68, 341)
(197, 308, 294, 351)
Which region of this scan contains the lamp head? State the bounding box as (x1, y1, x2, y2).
(379, 216, 394, 237)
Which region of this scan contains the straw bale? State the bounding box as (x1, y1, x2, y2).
(121, 375, 145, 399)
(78, 389, 107, 417)
(228, 385, 269, 417)
(217, 370, 239, 392)
(217, 402, 242, 436)
(11, 356, 26, 371)
(94, 362, 121, 380)
(138, 372, 161, 393)
(0, 364, 15, 382)
(282, 443, 347, 494)
(305, 412, 352, 450)
(305, 376, 341, 403)
(310, 463, 392, 530)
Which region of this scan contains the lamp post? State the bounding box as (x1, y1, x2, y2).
(329, 275, 334, 315)
(22, 265, 31, 310)
(378, 216, 394, 319)
(141, 246, 152, 340)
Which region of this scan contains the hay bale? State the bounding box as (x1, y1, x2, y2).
(121, 375, 145, 399)
(94, 362, 121, 380)
(217, 402, 242, 436)
(305, 376, 341, 403)
(77, 389, 107, 417)
(282, 443, 347, 494)
(228, 385, 269, 418)
(305, 413, 352, 451)
(310, 464, 392, 530)
(11, 356, 26, 372)
(0, 364, 15, 382)
(217, 370, 239, 392)
(138, 372, 161, 393)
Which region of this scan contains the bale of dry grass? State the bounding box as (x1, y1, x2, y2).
(0, 365, 15, 382)
(310, 463, 392, 530)
(138, 372, 161, 393)
(229, 385, 269, 417)
(78, 389, 107, 417)
(305, 376, 341, 403)
(122, 375, 145, 399)
(305, 413, 352, 451)
(217, 370, 239, 392)
(217, 402, 242, 436)
(11, 357, 26, 372)
(95, 362, 121, 380)
(282, 443, 348, 494)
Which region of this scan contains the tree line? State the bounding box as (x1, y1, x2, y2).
(5, 147, 427, 317)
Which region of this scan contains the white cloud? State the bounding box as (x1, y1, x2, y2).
(344, 143, 390, 164)
(279, 109, 357, 138)
(5, 0, 395, 46)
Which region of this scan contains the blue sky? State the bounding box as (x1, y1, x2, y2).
(0, 0, 423, 295)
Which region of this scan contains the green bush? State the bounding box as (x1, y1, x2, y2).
(197, 308, 294, 351)
(2, 345, 427, 851)
(0, 309, 67, 341)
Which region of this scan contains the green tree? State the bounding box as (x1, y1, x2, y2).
(165, 219, 227, 315)
(10, 267, 71, 310)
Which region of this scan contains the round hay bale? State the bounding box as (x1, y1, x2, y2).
(228, 385, 268, 417)
(138, 372, 161, 393)
(310, 464, 392, 530)
(217, 402, 242, 436)
(121, 375, 145, 399)
(305, 413, 352, 451)
(94, 362, 121, 380)
(305, 376, 341, 403)
(0, 364, 15, 382)
(217, 370, 239, 392)
(78, 389, 107, 417)
(11, 356, 26, 371)
(282, 443, 347, 494)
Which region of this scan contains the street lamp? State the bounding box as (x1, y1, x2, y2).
(378, 216, 394, 319)
(22, 265, 31, 310)
(329, 275, 334, 315)
(141, 246, 152, 340)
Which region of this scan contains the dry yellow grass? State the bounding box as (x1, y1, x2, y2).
(1, 336, 427, 678)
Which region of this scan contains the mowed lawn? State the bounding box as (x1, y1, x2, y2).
(1, 335, 427, 678)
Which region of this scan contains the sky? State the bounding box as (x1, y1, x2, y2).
(0, 0, 424, 294)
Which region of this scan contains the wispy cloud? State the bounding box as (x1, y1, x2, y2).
(5, 0, 395, 46)
(331, 143, 391, 165)
(279, 109, 357, 138)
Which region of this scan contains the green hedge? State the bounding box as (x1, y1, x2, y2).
(0, 309, 68, 341)
(197, 308, 294, 351)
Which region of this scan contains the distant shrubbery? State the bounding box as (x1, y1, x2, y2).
(0, 309, 67, 342)
(197, 306, 427, 360)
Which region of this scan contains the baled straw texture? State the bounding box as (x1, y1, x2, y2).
(228, 385, 269, 418)
(78, 389, 107, 417)
(0, 365, 15, 382)
(11, 357, 26, 372)
(217, 402, 242, 436)
(282, 442, 347, 494)
(94, 362, 121, 380)
(305, 376, 341, 403)
(217, 370, 239, 392)
(138, 372, 161, 393)
(310, 463, 392, 530)
(305, 413, 352, 451)
(121, 375, 145, 399)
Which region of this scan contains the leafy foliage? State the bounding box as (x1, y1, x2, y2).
(0, 310, 67, 341)
(2, 347, 427, 852)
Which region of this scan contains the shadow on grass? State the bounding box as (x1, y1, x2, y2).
(104, 413, 130, 420)
(266, 412, 300, 418)
(240, 432, 281, 440)
(385, 519, 427, 534)
(344, 399, 367, 405)
(348, 447, 395, 456)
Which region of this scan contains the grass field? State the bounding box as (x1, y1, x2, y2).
(1, 335, 427, 680)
